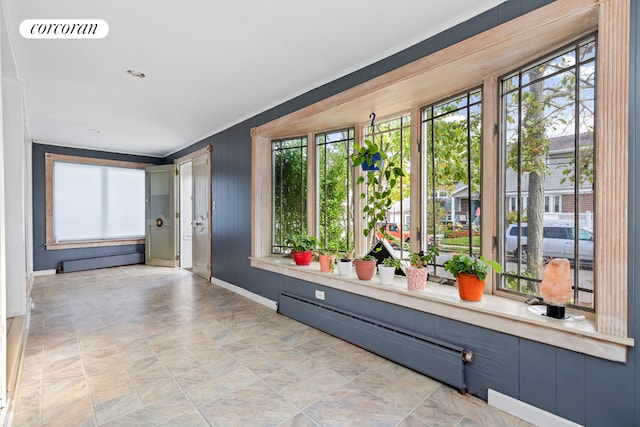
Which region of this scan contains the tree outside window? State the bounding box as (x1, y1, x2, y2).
(422, 90, 482, 277)
(500, 35, 596, 310)
(272, 137, 307, 253)
(317, 129, 354, 253)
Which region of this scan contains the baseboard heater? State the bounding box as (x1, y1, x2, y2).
(278, 292, 470, 392)
(62, 252, 144, 273)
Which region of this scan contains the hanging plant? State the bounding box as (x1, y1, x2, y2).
(351, 138, 405, 244)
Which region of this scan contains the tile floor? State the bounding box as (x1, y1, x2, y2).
(11, 265, 535, 426)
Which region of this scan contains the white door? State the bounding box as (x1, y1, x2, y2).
(191, 152, 211, 280)
(145, 164, 176, 267)
(179, 162, 193, 269)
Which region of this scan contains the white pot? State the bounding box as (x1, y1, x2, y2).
(378, 265, 396, 285)
(337, 260, 352, 276)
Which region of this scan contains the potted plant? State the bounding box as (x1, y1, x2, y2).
(353, 254, 377, 280)
(285, 233, 318, 266)
(378, 257, 400, 285)
(350, 136, 405, 281)
(443, 254, 503, 301)
(318, 246, 337, 273)
(405, 245, 439, 291)
(337, 250, 354, 276)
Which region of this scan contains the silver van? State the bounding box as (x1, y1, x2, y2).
(505, 221, 593, 264)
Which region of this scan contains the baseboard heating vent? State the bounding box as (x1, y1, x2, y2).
(62, 252, 144, 273)
(279, 292, 469, 392)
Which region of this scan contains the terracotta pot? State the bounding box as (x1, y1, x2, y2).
(318, 254, 335, 272)
(406, 267, 428, 291)
(353, 259, 377, 280)
(291, 250, 313, 266)
(457, 273, 485, 301)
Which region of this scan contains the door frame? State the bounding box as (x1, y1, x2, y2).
(174, 145, 212, 278)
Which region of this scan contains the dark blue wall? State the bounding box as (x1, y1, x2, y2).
(167, 1, 639, 425)
(31, 143, 163, 271)
(34, 0, 639, 425)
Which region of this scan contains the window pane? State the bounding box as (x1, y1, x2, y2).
(422, 90, 482, 277)
(272, 137, 307, 253)
(500, 36, 596, 310)
(54, 162, 144, 242)
(107, 168, 145, 238)
(317, 129, 354, 253)
(364, 115, 411, 256)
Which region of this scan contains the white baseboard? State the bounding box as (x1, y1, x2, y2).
(31, 269, 56, 276)
(488, 389, 582, 427)
(210, 277, 278, 311)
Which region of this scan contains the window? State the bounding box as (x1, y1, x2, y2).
(272, 137, 308, 253)
(500, 36, 596, 310)
(316, 129, 354, 252)
(364, 115, 411, 255)
(422, 90, 482, 276)
(252, 0, 631, 355)
(45, 153, 149, 250)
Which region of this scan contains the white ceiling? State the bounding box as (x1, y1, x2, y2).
(2, 0, 505, 157)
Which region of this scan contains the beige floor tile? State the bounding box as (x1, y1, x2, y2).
(304, 382, 408, 427)
(11, 266, 530, 427)
(263, 358, 350, 408)
(199, 380, 299, 427)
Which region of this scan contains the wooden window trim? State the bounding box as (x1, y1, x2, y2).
(45, 153, 150, 250)
(251, 0, 632, 359)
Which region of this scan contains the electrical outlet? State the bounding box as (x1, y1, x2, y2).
(315, 290, 325, 300)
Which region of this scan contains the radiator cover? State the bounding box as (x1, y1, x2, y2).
(278, 291, 468, 392)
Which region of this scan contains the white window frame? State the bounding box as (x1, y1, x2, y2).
(250, 0, 632, 361)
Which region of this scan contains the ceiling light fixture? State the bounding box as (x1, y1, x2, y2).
(126, 69, 146, 78)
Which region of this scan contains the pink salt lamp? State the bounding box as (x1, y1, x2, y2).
(540, 258, 572, 319)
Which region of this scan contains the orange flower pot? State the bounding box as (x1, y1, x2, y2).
(456, 273, 485, 301)
(318, 254, 335, 272)
(353, 259, 377, 280)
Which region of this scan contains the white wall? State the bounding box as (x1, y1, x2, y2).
(1, 77, 26, 318)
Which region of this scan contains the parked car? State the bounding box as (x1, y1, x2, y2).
(505, 221, 593, 265)
(375, 222, 410, 243)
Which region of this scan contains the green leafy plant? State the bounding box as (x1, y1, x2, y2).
(382, 257, 402, 269)
(318, 243, 339, 256)
(359, 254, 375, 261)
(409, 244, 440, 268)
(351, 138, 405, 245)
(443, 254, 503, 281)
(340, 250, 354, 262)
(285, 233, 318, 252)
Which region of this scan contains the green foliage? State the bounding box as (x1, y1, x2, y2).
(273, 140, 307, 250)
(318, 136, 353, 251)
(285, 233, 318, 252)
(340, 249, 354, 261)
(359, 254, 375, 261)
(560, 144, 595, 186)
(443, 254, 502, 281)
(382, 257, 402, 268)
(505, 209, 526, 225)
(409, 245, 440, 268)
(318, 244, 339, 256)
(351, 139, 405, 242)
(427, 99, 482, 196)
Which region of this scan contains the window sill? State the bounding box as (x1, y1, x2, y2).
(251, 256, 633, 362)
(45, 238, 145, 250)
